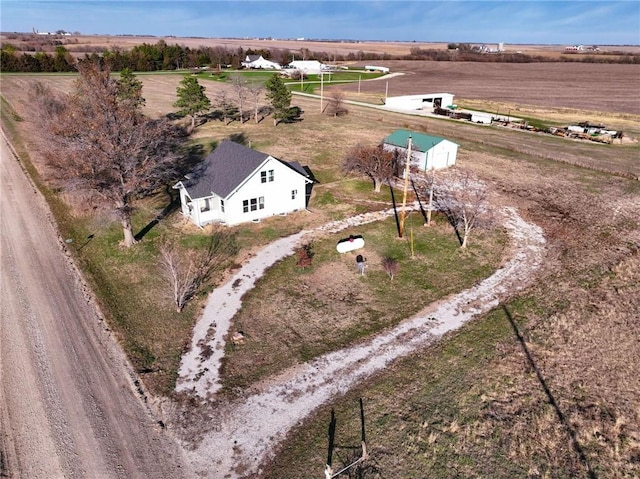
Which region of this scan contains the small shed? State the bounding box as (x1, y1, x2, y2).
(382, 129, 459, 172)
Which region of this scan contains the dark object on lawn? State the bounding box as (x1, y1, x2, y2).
(356, 255, 367, 275)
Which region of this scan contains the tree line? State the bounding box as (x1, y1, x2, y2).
(3, 38, 639, 73)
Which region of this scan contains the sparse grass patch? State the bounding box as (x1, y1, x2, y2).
(220, 213, 507, 391)
(260, 300, 537, 479)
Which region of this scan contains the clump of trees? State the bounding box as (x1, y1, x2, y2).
(3, 37, 639, 73)
(32, 62, 184, 247)
(342, 144, 397, 192)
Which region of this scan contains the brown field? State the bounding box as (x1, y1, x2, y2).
(2, 55, 639, 477)
(3, 32, 639, 58)
(343, 60, 640, 116)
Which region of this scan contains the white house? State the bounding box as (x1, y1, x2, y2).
(384, 93, 455, 112)
(241, 55, 281, 70)
(382, 129, 458, 172)
(174, 141, 313, 227)
(286, 60, 328, 74)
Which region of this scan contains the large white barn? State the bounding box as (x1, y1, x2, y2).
(385, 93, 455, 112)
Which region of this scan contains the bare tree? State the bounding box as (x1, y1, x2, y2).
(433, 168, 491, 248)
(324, 89, 348, 117)
(246, 83, 264, 123)
(215, 89, 234, 125)
(343, 144, 397, 193)
(158, 229, 237, 312)
(230, 74, 248, 123)
(31, 62, 182, 247)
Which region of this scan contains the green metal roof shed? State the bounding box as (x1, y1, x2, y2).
(383, 129, 449, 152)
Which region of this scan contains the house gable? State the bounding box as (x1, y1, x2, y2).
(182, 140, 270, 200)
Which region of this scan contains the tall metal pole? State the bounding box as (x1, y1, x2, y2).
(426, 167, 435, 226)
(399, 136, 412, 238)
(358, 74, 361, 95)
(320, 71, 324, 112)
(385, 80, 389, 101)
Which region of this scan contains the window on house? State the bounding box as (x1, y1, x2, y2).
(261, 171, 267, 183)
(201, 198, 211, 212)
(268, 169, 274, 182)
(243, 197, 265, 213)
(220, 199, 225, 213)
(291, 189, 298, 200)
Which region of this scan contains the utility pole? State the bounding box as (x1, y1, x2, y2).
(399, 136, 412, 238)
(358, 74, 361, 95)
(426, 166, 435, 226)
(320, 71, 324, 112)
(324, 399, 368, 479)
(385, 80, 389, 102)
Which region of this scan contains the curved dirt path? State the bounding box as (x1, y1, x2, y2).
(179, 206, 546, 477)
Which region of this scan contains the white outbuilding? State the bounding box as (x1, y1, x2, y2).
(382, 129, 459, 172)
(287, 60, 328, 74)
(384, 93, 455, 112)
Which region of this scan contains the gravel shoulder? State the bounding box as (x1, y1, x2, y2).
(0, 135, 193, 479)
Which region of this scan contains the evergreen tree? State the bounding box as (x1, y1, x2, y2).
(117, 68, 145, 109)
(265, 74, 292, 125)
(174, 75, 211, 129)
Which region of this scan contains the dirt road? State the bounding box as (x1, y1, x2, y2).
(0, 137, 192, 478)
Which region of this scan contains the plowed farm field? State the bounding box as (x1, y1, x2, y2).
(345, 60, 640, 115)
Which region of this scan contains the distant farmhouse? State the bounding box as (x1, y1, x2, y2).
(241, 55, 281, 70)
(383, 129, 458, 172)
(174, 141, 313, 227)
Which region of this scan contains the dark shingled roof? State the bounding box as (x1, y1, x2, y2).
(183, 140, 308, 200)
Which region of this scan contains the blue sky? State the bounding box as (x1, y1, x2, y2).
(1, 1, 639, 45)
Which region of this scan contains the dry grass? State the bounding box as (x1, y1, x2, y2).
(2, 65, 639, 477)
(221, 215, 507, 393)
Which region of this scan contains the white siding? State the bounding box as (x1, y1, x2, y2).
(224, 158, 307, 226)
(385, 93, 455, 111)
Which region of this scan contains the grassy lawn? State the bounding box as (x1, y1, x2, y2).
(260, 300, 538, 479)
(195, 69, 383, 94)
(220, 213, 508, 392)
